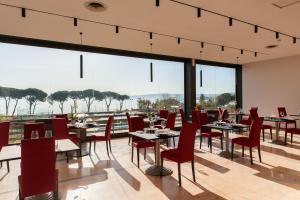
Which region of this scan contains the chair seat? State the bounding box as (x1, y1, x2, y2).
(132, 140, 155, 148)
(262, 124, 272, 129)
(90, 135, 106, 141)
(240, 120, 251, 125)
(232, 136, 251, 146)
(161, 149, 179, 162)
(201, 131, 222, 137)
(286, 128, 300, 135)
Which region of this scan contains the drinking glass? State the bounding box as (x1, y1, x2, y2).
(45, 130, 52, 138)
(31, 130, 39, 139)
(280, 111, 285, 117)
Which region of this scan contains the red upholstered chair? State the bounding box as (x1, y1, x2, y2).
(0, 121, 9, 150)
(277, 107, 296, 130)
(198, 112, 223, 153)
(159, 110, 169, 119)
(160, 123, 198, 186)
(191, 110, 201, 128)
(285, 128, 300, 144)
(52, 118, 81, 157)
(131, 117, 155, 168)
(23, 122, 45, 140)
(218, 107, 223, 120)
(240, 107, 258, 126)
(179, 109, 187, 125)
(53, 114, 68, 122)
(231, 117, 264, 165)
(221, 109, 230, 123)
(89, 116, 113, 155)
(18, 138, 58, 200)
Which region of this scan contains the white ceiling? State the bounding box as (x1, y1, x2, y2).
(0, 0, 300, 64)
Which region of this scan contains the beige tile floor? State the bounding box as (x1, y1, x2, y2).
(0, 131, 300, 200)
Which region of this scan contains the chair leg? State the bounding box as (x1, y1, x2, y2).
(291, 133, 293, 144)
(137, 148, 140, 168)
(270, 128, 273, 140)
(144, 148, 146, 160)
(160, 157, 164, 178)
(231, 143, 234, 160)
(258, 145, 262, 163)
(19, 188, 23, 200)
(284, 132, 288, 145)
(249, 147, 253, 165)
(242, 146, 244, 157)
(177, 163, 182, 186)
(6, 161, 9, 172)
(109, 140, 112, 153)
(94, 141, 96, 152)
(89, 140, 92, 156)
(220, 135, 223, 150)
(173, 137, 175, 147)
(131, 145, 134, 162)
(199, 135, 202, 149)
(191, 160, 196, 182)
(209, 137, 212, 153)
(105, 141, 109, 156)
(262, 129, 265, 141)
(128, 135, 131, 145)
(78, 143, 82, 157)
(0, 161, 2, 168)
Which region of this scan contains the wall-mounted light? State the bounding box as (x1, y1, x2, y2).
(177, 37, 181, 44)
(221, 46, 224, 51)
(241, 49, 244, 55)
(197, 8, 201, 17)
(115, 26, 119, 33)
(150, 32, 153, 39)
(276, 32, 279, 39)
(293, 37, 297, 44)
(21, 8, 26, 17)
(254, 52, 257, 57)
(156, 0, 160, 7)
(254, 25, 258, 33)
(201, 42, 204, 48)
(74, 18, 78, 26)
(229, 17, 233, 26)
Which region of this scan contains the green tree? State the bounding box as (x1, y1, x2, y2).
(216, 93, 235, 106)
(199, 93, 205, 107)
(69, 91, 82, 113)
(0, 86, 12, 115)
(116, 94, 130, 111)
(102, 91, 119, 112)
(137, 98, 151, 110)
(48, 91, 69, 114)
(80, 89, 101, 113)
(23, 88, 47, 114)
(152, 97, 180, 110)
(10, 88, 26, 116)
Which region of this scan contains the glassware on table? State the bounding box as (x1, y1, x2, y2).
(45, 130, 52, 138)
(150, 121, 154, 129)
(280, 111, 285, 117)
(161, 120, 166, 129)
(31, 130, 39, 139)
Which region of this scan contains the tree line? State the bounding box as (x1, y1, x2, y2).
(0, 86, 129, 115)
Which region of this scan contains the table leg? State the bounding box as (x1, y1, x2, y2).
(271, 122, 285, 145)
(218, 130, 238, 158)
(6, 161, 9, 172)
(145, 139, 172, 176)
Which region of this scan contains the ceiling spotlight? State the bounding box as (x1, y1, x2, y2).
(156, 0, 160, 7)
(150, 32, 153, 39)
(21, 8, 26, 17)
(177, 37, 181, 44)
(293, 37, 297, 44)
(115, 26, 119, 33)
(201, 42, 204, 48)
(221, 46, 224, 51)
(229, 17, 233, 26)
(197, 8, 201, 17)
(254, 25, 258, 33)
(74, 18, 78, 26)
(276, 32, 279, 39)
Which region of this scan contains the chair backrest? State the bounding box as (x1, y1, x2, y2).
(249, 107, 259, 121)
(191, 111, 200, 128)
(53, 114, 68, 122)
(130, 117, 144, 132)
(159, 110, 169, 119)
(278, 107, 287, 117)
(177, 123, 198, 162)
(198, 112, 211, 133)
(179, 109, 186, 124)
(20, 138, 56, 197)
(249, 117, 264, 146)
(166, 112, 177, 130)
(218, 107, 223, 120)
(24, 122, 45, 140)
(125, 112, 131, 131)
(104, 116, 114, 140)
(0, 121, 10, 149)
(221, 109, 229, 121)
(52, 118, 68, 139)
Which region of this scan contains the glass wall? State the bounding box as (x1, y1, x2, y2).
(196, 64, 236, 110)
(0, 42, 184, 140)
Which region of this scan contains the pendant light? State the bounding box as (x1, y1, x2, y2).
(150, 43, 153, 82)
(199, 51, 203, 87)
(80, 32, 83, 79)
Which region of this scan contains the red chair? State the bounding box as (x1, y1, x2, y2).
(89, 116, 114, 155)
(231, 117, 264, 165)
(191, 110, 201, 128)
(179, 109, 187, 125)
(23, 122, 45, 139)
(18, 138, 58, 200)
(0, 121, 9, 150)
(198, 112, 223, 153)
(284, 128, 300, 144)
(221, 109, 230, 123)
(240, 107, 258, 126)
(278, 107, 296, 130)
(52, 118, 81, 158)
(53, 114, 69, 122)
(160, 123, 198, 186)
(159, 110, 169, 119)
(131, 117, 155, 168)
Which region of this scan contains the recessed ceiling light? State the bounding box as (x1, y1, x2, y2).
(85, 1, 107, 12)
(265, 44, 278, 49)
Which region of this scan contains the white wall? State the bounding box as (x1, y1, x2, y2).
(243, 55, 300, 120)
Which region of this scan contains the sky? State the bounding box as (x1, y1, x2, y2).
(0, 42, 235, 114)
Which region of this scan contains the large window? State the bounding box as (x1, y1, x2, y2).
(196, 64, 236, 110)
(0, 42, 184, 139)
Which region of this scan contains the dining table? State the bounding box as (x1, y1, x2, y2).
(203, 123, 250, 158)
(264, 116, 299, 145)
(0, 139, 80, 173)
(129, 129, 180, 176)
